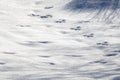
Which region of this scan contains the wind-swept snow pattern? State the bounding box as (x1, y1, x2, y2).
(0, 0, 120, 80)
(65, 0, 120, 21)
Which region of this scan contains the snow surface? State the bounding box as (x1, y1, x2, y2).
(0, 0, 120, 80)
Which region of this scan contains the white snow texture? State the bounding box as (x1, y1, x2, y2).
(0, 0, 120, 80)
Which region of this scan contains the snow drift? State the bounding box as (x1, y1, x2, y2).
(0, 0, 120, 80)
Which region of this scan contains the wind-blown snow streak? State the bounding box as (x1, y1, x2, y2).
(0, 0, 120, 80)
(65, 0, 120, 21)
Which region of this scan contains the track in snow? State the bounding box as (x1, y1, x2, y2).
(0, 0, 120, 80)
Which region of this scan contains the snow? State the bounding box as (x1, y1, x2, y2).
(0, 0, 120, 80)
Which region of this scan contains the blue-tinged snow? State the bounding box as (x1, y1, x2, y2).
(66, 0, 120, 10)
(0, 0, 120, 80)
